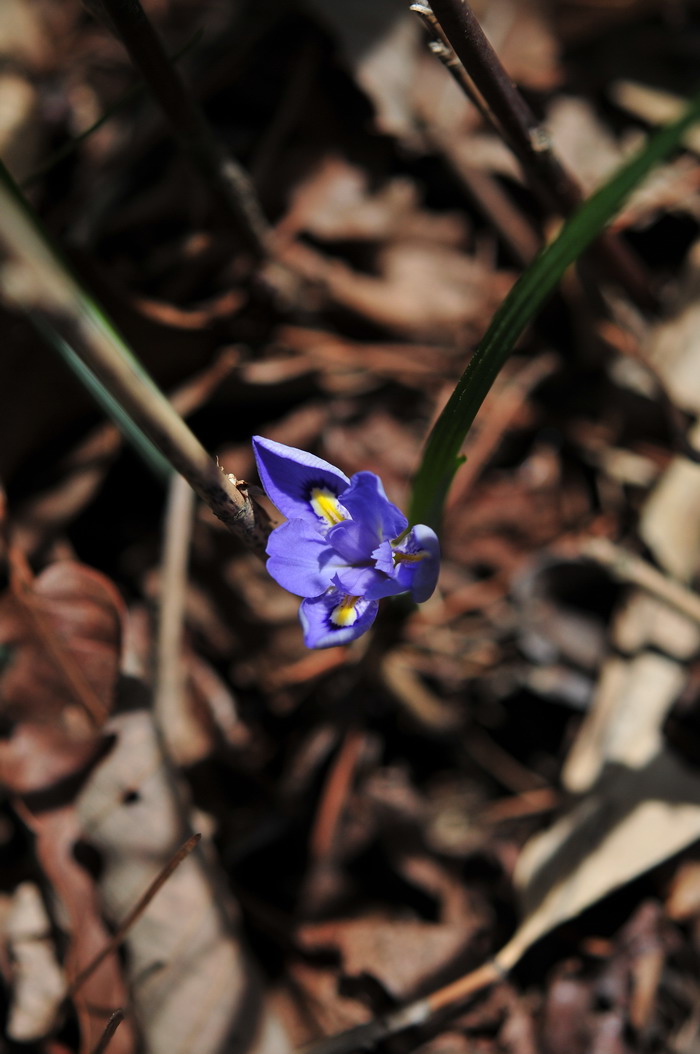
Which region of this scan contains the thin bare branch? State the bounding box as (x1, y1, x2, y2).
(69, 833, 201, 996)
(91, 1010, 126, 1054)
(154, 473, 195, 757)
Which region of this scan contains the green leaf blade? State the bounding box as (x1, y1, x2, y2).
(409, 90, 700, 530)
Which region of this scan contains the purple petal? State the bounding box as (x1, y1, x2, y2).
(340, 472, 407, 541)
(392, 524, 441, 602)
(362, 571, 406, 601)
(327, 519, 381, 563)
(371, 540, 395, 577)
(299, 591, 379, 648)
(331, 565, 394, 598)
(253, 436, 350, 525)
(266, 519, 348, 597)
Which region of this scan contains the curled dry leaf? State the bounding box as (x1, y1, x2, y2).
(0, 558, 124, 793)
(0, 559, 123, 735)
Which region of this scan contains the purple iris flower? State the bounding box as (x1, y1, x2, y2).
(252, 436, 440, 648)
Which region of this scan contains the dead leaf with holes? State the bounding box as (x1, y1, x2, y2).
(76, 694, 289, 1054)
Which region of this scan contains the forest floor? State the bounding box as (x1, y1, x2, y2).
(4, 1, 700, 1052)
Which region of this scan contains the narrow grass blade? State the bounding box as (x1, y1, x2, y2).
(0, 158, 271, 554)
(32, 318, 171, 480)
(409, 90, 700, 530)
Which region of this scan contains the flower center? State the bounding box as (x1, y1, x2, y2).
(310, 487, 347, 526)
(330, 595, 360, 627)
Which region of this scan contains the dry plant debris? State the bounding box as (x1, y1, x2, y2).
(4, 1, 700, 1053)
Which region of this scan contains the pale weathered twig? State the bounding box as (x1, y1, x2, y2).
(154, 473, 196, 759)
(410, 3, 494, 127)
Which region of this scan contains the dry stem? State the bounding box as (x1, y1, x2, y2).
(417, 0, 656, 307)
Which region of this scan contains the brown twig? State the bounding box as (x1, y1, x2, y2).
(411, 3, 495, 127)
(88, 0, 269, 259)
(69, 832, 201, 996)
(415, 0, 656, 308)
(309, 726, 366, 861)
(90, 1010, 125, 1054)
(298, 959, 503, 1054)
(424, 0, 570, 204)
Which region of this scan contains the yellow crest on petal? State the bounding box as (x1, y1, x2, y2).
(311, 487, 347, 526)
(330, 595, 360, 627)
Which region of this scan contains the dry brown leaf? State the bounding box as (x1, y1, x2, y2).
(472, 0, 562, 91)
(297, 912, 476, 1002)
(305, 0, 421, 137)
(611, 80, 700, 156)
(319, 240, 497, 339)
(0, 557, 122, 790)
(20, 804, 137, 1054)
(279, 157, 420, 243)
(500, 609, 700, 970)
(0, 0, 49, 68)
(0, 559, 123, 730)
(0, 558, 135, 1051)
(641, 246, 700, 578)
(496, 293, 700, 971)
(546, 97, 623, 196)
